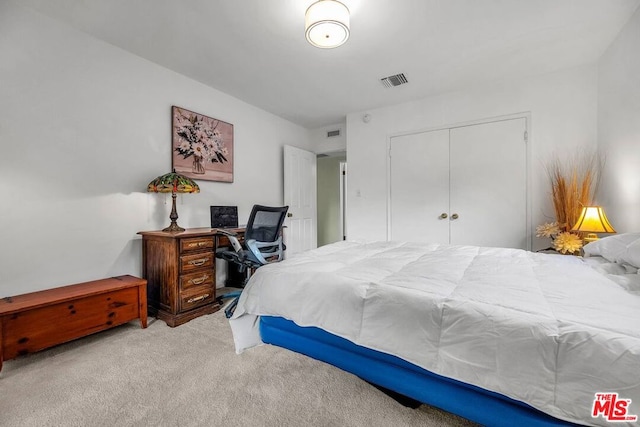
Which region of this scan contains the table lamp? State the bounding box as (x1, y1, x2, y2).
(571, 206, 616, 243)
(147, 169, 199, 232)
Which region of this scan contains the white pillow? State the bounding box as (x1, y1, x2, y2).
(583, 232, 640, 268)
(623, 238, 640, 270)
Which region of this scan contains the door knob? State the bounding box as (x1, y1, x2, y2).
(287, 213, 293, 218)
(439, 213, 448, 219)
(451, 213, 459, 220)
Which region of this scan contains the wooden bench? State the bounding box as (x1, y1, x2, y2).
(0, 275, 147, 373)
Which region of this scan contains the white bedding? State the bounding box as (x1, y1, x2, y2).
(230, 241, 640, 426)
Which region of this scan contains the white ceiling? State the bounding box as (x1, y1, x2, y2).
(21, 0, 640, 129)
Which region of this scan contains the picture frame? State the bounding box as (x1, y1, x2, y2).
(171, 106, 234, 182)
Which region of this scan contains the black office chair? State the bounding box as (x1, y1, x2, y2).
(217, 204, 288, 317)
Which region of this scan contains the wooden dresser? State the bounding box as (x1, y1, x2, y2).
(137, 228, 244, 327)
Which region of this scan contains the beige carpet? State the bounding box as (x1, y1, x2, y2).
(0, 308, 478, 427)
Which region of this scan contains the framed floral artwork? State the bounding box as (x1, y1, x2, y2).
(171, 106, 234, 182)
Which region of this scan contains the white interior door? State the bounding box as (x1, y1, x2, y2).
(284, 145, 317, 256)
(390, 129, 450, 243)
(449, 118, 527, 249)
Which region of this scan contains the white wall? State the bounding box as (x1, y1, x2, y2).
(346, 65, 599, 249)
(0, 2, 312, 297)
(598, 7, 640, 233)
(309, 123, 347, 154)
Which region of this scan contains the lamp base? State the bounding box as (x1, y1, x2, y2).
(162, 192, 184, 232)
(162, 222, 185, 233)
(583, 233, 599, 243)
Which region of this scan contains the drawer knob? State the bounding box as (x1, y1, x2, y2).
(187, 293, 210, 304)
(188, 258, 207, 266)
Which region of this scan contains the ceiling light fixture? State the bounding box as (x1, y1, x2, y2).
(305, 0, 350, 49)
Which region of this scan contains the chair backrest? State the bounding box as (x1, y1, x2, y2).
(245, 205, 289, 243)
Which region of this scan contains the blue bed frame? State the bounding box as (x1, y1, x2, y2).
(260, 316, 583, 427)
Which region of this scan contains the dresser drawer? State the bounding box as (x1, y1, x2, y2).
(217, 234, 244, 249)
(180, 270, 214, 290)
(180, 252, 214, 273)
(180, 237, 214, 253)
(180, 286, 215, 311)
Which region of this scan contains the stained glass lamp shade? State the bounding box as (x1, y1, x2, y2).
(147, 170, 200, 232)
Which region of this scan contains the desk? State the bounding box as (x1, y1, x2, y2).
(137, 227, 245, 327)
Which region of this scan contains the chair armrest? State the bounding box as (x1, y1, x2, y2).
(218, 230, 242, 252)
(246, 237, 284, 265)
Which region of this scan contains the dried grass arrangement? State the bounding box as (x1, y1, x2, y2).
(536, 150, 604, 254)
(546, 151, 604, 232)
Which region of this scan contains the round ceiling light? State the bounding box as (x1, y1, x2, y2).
(305, 0, 350, 49)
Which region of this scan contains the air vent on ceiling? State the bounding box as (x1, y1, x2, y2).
(327, 129, 341, 138)
(380, 73, 408, 88)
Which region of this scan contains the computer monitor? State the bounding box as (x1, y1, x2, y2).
(210, 206, 238, 228)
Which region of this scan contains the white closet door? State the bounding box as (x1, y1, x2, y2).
(449, 118, 527, 249)
(390, 129, 450, 243)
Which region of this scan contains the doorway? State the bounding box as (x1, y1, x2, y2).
(317, 151, 347, 246)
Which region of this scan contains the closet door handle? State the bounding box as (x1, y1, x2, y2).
(451, 213, 459, 220)
(439, 213, 448, 219)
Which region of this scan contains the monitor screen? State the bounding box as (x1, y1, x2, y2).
(210, 206, 238, 228)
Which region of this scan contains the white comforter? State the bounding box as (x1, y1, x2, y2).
(230, 241, 640, 426)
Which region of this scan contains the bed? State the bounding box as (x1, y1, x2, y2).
(229, 235, 640, 427)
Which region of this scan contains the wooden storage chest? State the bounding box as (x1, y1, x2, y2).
(0, 275, 147, 372)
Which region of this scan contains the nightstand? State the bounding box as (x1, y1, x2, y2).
(138, 227, 244, 327)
